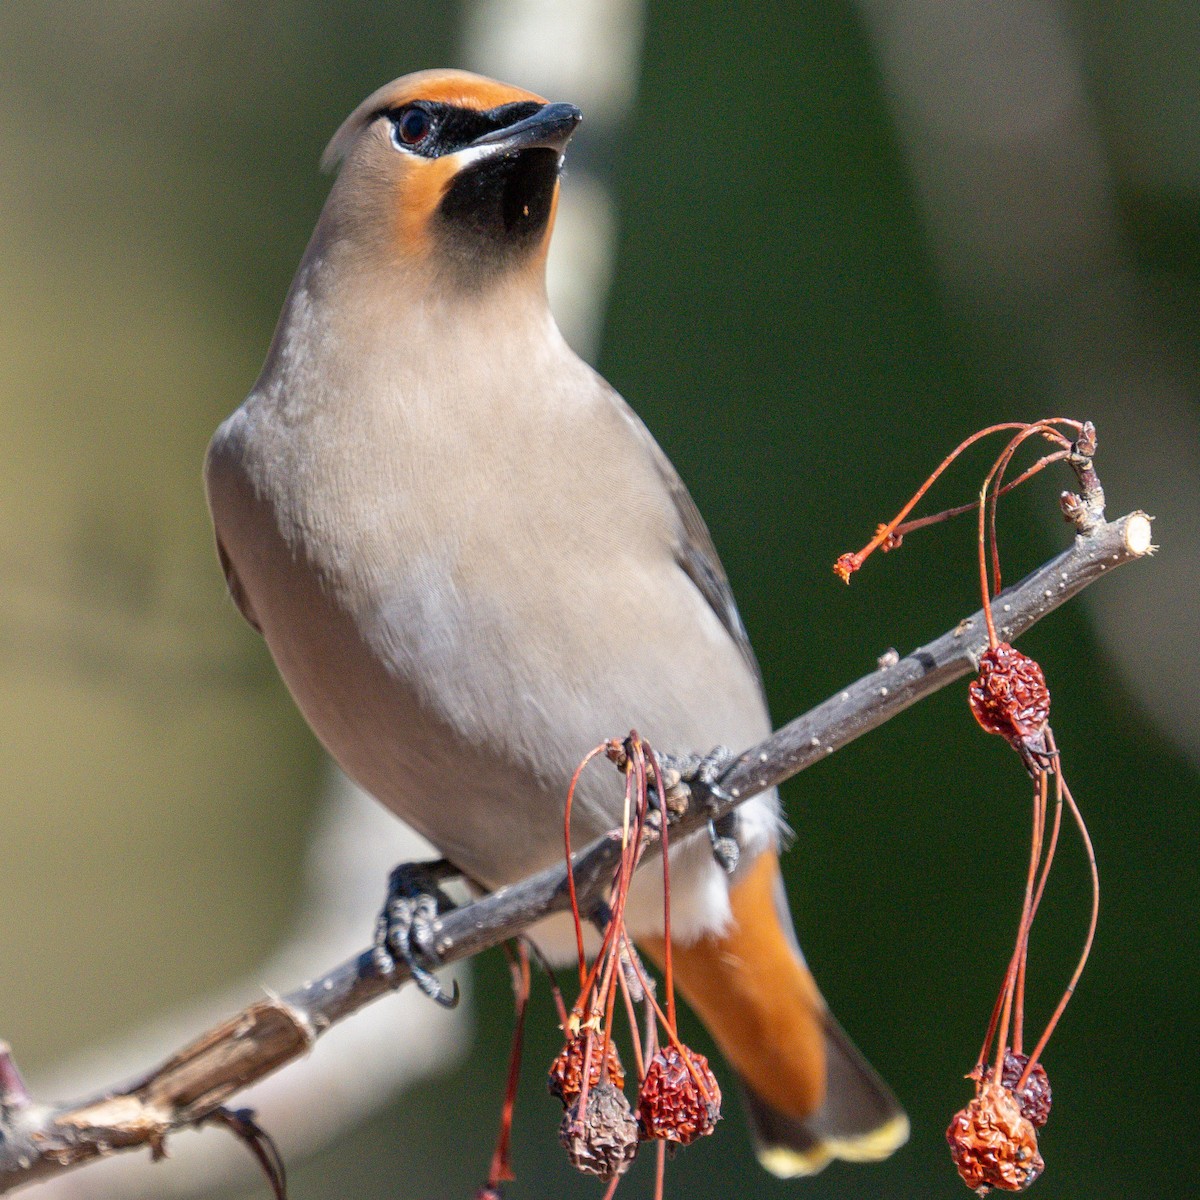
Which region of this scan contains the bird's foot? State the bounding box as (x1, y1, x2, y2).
(372, 859, 461, 1008)
(670, 746, 742, 873)
(668, 745, 735, 808)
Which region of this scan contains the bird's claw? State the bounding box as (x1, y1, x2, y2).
(689, 745, 736, 811)
(708, 811, 741, 874)
(672, 746, 742, 871)
(372, 861, 461, 1008)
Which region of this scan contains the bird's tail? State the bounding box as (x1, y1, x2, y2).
(640, 849, 908, 1176)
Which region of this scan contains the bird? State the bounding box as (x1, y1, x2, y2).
(205, 68, 908, 1178)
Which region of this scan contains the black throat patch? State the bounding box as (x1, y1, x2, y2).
(433, 147, 560, 269)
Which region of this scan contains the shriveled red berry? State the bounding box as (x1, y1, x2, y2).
(548, 1034, 626, 1108)
(833, 552, 860, 583)
(969, 643, 1051, 765)
(979, 1051, 1052, 1129)
(559, 1080, 638, 1180)
(636, 1045, 721, 1145)
(947, 1082, 1045, 1192)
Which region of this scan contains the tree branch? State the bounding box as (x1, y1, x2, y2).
(0, 506, 1153, 1194)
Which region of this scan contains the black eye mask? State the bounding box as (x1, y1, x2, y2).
(379, 100, 545, 158)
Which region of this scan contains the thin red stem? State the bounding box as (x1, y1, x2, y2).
(645, 743, 676, 1031)
(545, 971, 570, 1030)
(597, 939, 623, 1081)
(564, 744, 609, 988)
(975, 732, 1066, 1073)
(975, 423, 1074, 644)
(644, 980, 660, 1059)
(839, 419, 1079, 579)
(617, 954, 646, 1082)
(985, 761, 1048, 1075)
(484, 942, 531, 1189)
(1014, 771, 1049, 1054)
(573, 1026, 597, 1124)
(853, 423, 1031, 563)
(573, 904, 625, 1038)
(618, 931, 717, 1103)
(892, 451, 1070, 538)
(572, 745, 649, 1016)
(576, 810, 648, 1019)
(619, 932, 686, 1051)
(1029, 771, 1065, 926)
(576, 915, 619, 1020)
(609, 744, 647, 924)
(589, 739, 655, 1074)
(992, 962, 1017, 1079)
(985, 428, 1070, 596)
(977, 476, 999, 647)
(1017, 738, 1100, 1089)
(977, 984, 1008, 1075)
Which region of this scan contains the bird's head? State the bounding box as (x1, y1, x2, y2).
(318, 69, 582, 286)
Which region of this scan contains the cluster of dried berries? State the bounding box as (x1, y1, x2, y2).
(544, 735, 722, 1195)
(486, 420, 1106, 1199)
(947, 1050, 1051, 1193)
(548, 1032, 626, 1105)
(977, 1051, 1052, 1129)
(838, 419, 1101, 1192)
(946, 1082, 1045, 1192)
(559, 1081, 639, 1180)
(968, 644, 1051, 768)
(636, 1045, 721, 1145)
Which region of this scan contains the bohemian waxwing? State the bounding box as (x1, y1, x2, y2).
(205, 68, 908, 1176)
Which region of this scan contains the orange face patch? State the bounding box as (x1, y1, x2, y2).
(392, 154, 461, 257)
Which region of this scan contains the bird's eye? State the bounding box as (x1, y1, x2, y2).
(394, 107, 433, 148)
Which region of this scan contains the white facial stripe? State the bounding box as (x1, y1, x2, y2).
(448, 143, 566, 170)
(448, 142, 503, 169)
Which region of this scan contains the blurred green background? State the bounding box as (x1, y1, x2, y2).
(0, 2, 1196, 1198)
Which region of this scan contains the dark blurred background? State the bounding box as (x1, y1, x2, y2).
(0, 2, 1196, 1198)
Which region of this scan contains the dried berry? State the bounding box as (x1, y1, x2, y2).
(833, 552, 860, 583)
(548, 1034, 626, 1107)
(969, 643, 1051, 766)
(636, 1045, 721, 1145)
(559, 1081, 638, 1180)
(947, 1082, 1045, 1192)
(979, 1051, 1052, 1129)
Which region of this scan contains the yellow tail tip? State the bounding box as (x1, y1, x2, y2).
(757, 1112, 911, 1178)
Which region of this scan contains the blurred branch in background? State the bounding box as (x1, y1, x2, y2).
(0, 497, 1154, 1195)
(463, 0, 647, 361)
(15, 779, 467, 1200)
(855, 0, 1200, 768)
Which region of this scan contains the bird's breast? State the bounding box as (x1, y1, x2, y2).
(205, 330, 771, 905)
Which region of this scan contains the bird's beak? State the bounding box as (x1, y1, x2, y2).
(462, 102, 583, 161)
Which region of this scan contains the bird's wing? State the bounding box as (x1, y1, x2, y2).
(604, 383, 764, 690)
